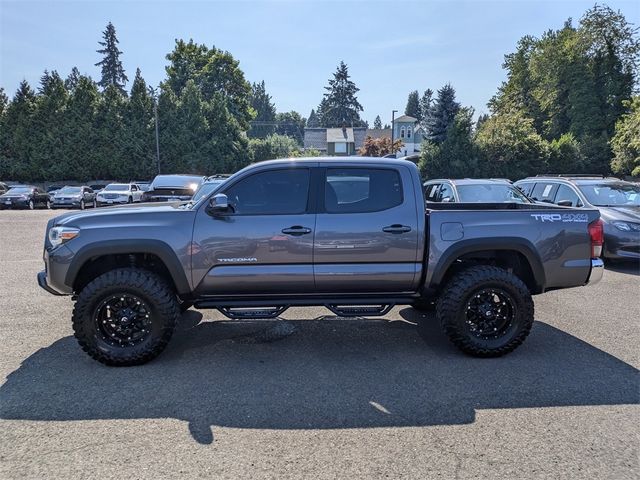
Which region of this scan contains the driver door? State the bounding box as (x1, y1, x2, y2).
(191, 167, 315, 295)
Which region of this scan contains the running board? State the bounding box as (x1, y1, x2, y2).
(325, 304, 394, 317)
(217, 306, 289, 320)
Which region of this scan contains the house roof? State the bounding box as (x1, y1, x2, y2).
(303, 128, 328, 150)
(326, 127, 354, 143)
(394, 115, 417, 123)
(365, 128, 392, 140)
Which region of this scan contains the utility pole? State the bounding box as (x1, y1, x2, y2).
(149, 86, 161, 175)
(391, 109, 398, 144)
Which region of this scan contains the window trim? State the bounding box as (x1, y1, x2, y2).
(319, 167, 404, 214)
(218, 167, 314, 216)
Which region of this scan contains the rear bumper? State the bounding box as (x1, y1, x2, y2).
(585, 258, 604, 286)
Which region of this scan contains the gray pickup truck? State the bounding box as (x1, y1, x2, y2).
(38, 157, 605, 366)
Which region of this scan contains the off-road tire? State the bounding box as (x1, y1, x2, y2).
(436, 265, 534, 357)
(72, 268, 179, 366)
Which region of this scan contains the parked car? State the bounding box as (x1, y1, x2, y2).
(133, 181, 152, 192)
(515, 175, 640, 261)
(52, 186, 97, 210)
(47, 185, 63, 202)
(424, 179, 532, 204)
(89, 183, 108, 193)
(141, 174, 205, 202)
(38, 157, 604, 366)
(0, 185, 50, 209)
(191, 175, 230, 203)
(96, 183, 144, 206)
(0, 182, 9, 195)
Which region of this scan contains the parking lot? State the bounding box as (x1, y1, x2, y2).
(0, 209, 638, 479)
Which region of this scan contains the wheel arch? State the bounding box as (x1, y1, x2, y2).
(430, 238, 546, 294)
(67, 240, 191, 295)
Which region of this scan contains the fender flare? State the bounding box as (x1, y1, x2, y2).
(429, 237, 546, 293)
(65, 239, 191, 294)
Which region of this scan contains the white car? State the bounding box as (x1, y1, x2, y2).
(96, 183, 143, 206)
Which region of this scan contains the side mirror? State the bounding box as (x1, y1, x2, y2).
(208, 193, 230, 215)
(556, 200, 572, 207)
(442, 196, 454, 203)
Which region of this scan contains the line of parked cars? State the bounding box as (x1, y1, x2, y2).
(0, 174, 230, 211)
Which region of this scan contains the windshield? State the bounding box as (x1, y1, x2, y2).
(103, 184, 129, 191)
(5, 187, 33, 194)
(456, 184, 531, 203)
(58, 187, 82, 194)
(192, 180, 226, 202)
(577, 183, 640, 207)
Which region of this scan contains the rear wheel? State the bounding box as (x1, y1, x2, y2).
(128, 196, 133, 204)
(46, 199, 51, 209)
(28, 199, 34, 210)
(72, 268, 179, 366)
(436, 265, 534, 357)
(80, 200, 85, 210)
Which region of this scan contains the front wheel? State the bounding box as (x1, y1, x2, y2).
(28, 200, 34, 210)
(72, 268, 179, 366)
(80, 200, 85, 210)
(46, 200, 51, 209)
(436, 266, 534, 357)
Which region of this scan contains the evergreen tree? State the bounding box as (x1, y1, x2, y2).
(58, 75, 100, 180)
(123, 68, 155, 179)
(1, 81, 37, 180)
(419, 108, 482, 179)
(248, 80, 276, 138)
(0, 87, 8, 117)
(307, 109, 320, 128)
(65, 67, 81, 91)
(405, 90, 421, 120)
(32, 70, 68, 180)
(95, 22, 128, 94)
(475, 113, 490, 132)
(94, 85, 127, 178)
(318, 61, 363, 127)
(419, 89, 433, 129)
(424, 84, 460, 143)
(373, 115, 382, 129)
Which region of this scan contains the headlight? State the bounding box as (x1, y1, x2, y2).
(49, 226, 80, 247)
(612, 221, 640, 232)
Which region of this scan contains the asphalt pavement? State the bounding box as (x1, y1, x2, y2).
(0, 209, 638, 479)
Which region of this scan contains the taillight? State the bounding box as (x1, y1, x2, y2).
(588, 219, 604, 258)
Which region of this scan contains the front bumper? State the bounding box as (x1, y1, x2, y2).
(37, 245, 75, 295)
(585, 258, 604, 286)
(1, 198, 29, 208)
(37, 271, 66, 296)
(603, 231, 640, 260)
(52, 200, 82, 208)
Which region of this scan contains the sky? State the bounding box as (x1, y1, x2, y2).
(1, 0, 639, 125)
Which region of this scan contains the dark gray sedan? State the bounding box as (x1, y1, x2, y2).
(515, 176, 640, 261)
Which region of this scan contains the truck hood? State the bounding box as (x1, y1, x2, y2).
(599, 205, 640, 223)
(52, 201, 189, 226)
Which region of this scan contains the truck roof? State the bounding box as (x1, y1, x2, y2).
(252, 156, 418, 168)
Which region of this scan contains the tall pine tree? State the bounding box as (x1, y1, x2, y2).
(318, 61, 363, 127)
(248, 80, 276, 138)
(373, 115, 382, 129)
(405, 90, 421, 120)
(95, 22, 128, 94)
(306, 109, 320, 127)
(424, 84, 460, 143)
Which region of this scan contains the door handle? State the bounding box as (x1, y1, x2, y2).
(382, 224, 412, 234)
(281, 226, 312, 236)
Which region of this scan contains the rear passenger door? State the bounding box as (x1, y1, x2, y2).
(313, 166, 420, 293)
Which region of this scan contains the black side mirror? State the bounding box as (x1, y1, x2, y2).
(208, 193, 230, 215)
(556, 200, 572, 207)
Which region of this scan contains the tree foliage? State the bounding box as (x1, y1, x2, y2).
(248, 80, 276, 138)
(373, 115, 382, 129)
(249, 134, 300, 162)
(317, 61, 364, 127)
(95, 22, 128, 94)
(423, 84, 460, 144)
(405, 90, 421, 120)
(275, 111, 306, 145)
(358, 136, 403, 157)
(611, 96, 640, 177)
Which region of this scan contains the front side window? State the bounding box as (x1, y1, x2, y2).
(425, 183, 441, 202)
(325, 168, 403, 213)
(530, 182, 558, 203)
(554, 185, 582, 207)
(224, 169, 310, 215)
(438, 183, 455, 202)
(457, 184, 531, 203)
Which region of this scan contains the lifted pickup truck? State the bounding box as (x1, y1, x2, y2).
(38, 158, 604, 366)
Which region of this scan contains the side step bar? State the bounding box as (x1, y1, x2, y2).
(210, 303, 397, 320)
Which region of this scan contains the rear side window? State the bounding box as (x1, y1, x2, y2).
(325, 168, 403, 213)
(224, 169, 310, 215)
(424, 183, 441, 202)
(530, 182, 559, 203)
(438, 183, 455, 202)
